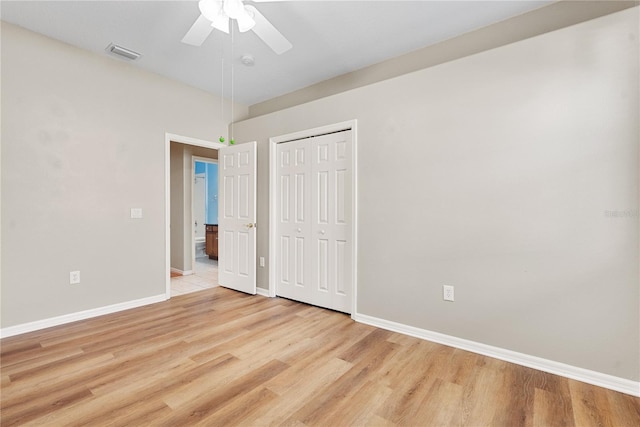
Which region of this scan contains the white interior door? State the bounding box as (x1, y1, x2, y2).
(276, 130, 352, 313)
(275, 139, 312, 303)
(218, 141, 257, 295)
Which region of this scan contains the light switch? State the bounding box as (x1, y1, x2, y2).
(130, 208, 143, 219)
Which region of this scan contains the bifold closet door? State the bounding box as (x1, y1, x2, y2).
(275, 130, 352, 313)
(275, 138, 312, 304)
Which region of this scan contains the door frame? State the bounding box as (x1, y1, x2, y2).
(165, 133, 225, 299)
(191, 156, 219, 272)
(268, 120, 358, 316)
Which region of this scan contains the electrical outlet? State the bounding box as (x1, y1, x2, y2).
(70, 271, 81, 285)
(443, 285, 454, 302)
(259, 257, 265, 267)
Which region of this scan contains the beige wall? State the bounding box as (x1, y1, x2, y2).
(249, 0, 639, 118)
(0, 22, 246, 327)
(232, 8, 640, 381)
(170, 142, 218, 272)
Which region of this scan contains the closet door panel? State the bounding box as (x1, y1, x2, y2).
(310, 131, 352, 313)
(276, 139, 312, 304)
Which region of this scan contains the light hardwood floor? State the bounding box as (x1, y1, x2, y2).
(1, 287, 639, 426)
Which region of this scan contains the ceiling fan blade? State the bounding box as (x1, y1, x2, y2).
(182, 14, 214, 46)
(245, 5, 292, 55)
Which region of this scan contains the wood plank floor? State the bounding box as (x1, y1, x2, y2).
(1, 287, 639, 426)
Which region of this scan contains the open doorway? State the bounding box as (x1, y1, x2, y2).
(165, 133, 225, 298)
(192, 157, 218, 260)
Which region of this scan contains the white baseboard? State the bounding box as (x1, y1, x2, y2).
(0, 294, 167, 339)
(353, 312, 640, 397)
(171, 267, 193, 276)
(256, 287, 271, 297)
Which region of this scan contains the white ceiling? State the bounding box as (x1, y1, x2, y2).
(1, 0, 553, 106)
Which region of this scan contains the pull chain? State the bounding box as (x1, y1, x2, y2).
(219, 57, 225, 144)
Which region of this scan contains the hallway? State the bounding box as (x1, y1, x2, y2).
(170, 257, 218, 297)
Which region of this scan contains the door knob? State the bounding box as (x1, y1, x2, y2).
(319, 230, 326, 235)
(297, 228, 302, 233)
(246, 223, 255, 229)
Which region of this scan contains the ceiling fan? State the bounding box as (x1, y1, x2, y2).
(182, 0, 292, 55)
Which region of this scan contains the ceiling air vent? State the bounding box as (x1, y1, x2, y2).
(105, 43, 141, 61)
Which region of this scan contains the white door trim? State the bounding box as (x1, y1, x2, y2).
(268, 120, 358, 316)
(165, 133, 225, 299)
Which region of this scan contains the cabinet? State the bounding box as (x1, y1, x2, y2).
(205, 224, 218, 260)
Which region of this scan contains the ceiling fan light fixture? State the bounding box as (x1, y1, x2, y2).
(199, 0, 223, 21)
(211, 12, 230, 34)
(223, 0, 245, 19)
(236, 9, 256, 33)
(182, 0, 292, 53)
